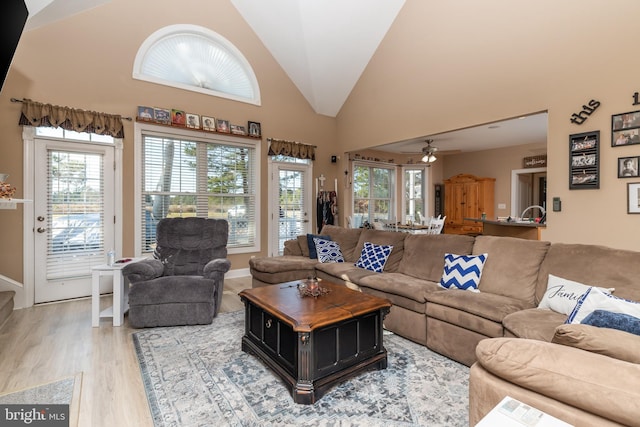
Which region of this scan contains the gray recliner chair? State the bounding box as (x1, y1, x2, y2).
(123, 217, 231, 328)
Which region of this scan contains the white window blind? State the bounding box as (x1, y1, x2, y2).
(141, 133, 257, 251)
(47, 150, 105, 279)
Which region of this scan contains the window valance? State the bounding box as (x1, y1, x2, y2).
(267, 138, 316, 160)
(17, 98, 125, 138)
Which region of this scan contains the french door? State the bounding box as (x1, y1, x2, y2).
(33, 139, 115, 303)
(269, 162, 312, 256)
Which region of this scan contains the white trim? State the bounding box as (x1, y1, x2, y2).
(511, 167, 547, 218)
(401, 164, 431, 222)
(132, 24, 261, 106)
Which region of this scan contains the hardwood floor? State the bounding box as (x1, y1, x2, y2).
(0, 276, 252, 427)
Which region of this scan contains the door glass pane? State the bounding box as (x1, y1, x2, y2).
(48, 150, 104, 279)
(278, 169, 305, 254)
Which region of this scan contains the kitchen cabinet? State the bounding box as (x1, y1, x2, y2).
(443, 174, 495, 235)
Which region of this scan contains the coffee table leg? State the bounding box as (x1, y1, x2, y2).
(293, 332, 315, 404)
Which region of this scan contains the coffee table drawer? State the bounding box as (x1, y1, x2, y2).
(246, 303, 297, 375)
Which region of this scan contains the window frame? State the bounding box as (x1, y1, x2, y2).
(132, 24, 261, 106)
(401, 165, 430, 224)
(351, 161, 396, 227)
(134, 122, 261, 255)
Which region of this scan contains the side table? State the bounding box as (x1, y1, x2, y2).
(91, 257, 146, 327)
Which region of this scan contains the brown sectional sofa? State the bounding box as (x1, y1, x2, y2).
(248, 225, 640, 426)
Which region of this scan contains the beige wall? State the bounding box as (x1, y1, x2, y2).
(338, 0, 640, 251)
(0, 0, 339, 285)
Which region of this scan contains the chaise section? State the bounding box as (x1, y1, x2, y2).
(249, 256, 318, 288)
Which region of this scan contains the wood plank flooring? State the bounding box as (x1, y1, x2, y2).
(0, 276, 251, 427)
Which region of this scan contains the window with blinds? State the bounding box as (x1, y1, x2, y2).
(140, 132, 257, 252)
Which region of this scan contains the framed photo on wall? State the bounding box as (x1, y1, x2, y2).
(618, 156, 640, 178)
(612, 110, 640, 146)
(248, 121, 261, 137)
(569, 130, 599, 189)
(186, 113, 200, 129)
(627, 182, 640, 213)
(202, 116, 216, 131)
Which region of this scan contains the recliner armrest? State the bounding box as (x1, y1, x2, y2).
(203, 258, 231, 278)
(123, 258, 164, 283)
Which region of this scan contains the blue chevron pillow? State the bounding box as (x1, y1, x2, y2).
(355, 242, 394, 273)
(439, 253, 488, 292)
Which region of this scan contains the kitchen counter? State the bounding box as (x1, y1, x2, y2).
(464, 218, 546, 240)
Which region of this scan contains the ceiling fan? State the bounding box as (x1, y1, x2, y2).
(420, 139, 438, 163)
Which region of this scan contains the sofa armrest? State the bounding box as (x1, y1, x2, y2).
(475, 337, 640, 426)
(123, 259, 164, 283)
(203, 258, 231, 278)
(552, 323, 640, 364)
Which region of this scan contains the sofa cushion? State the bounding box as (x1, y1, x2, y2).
(359, 272, 441, 306)
(353, 229, 407, 272)
(296, 235, 310, 257)
(249, 255, 318, 285)
(535, 242, 640, 305)
(439, 253, 487, 292)
(287, 237, 304, 256)
(398, 234, 475, 282)
(581, 310, 640, 336)
(313, 238, 345, 263)
(552, 323, 640, 364)
(502, 308, 566, 341)
(355, 241, 393, 273)
(538, 274, 614, 315)
(426, 289, 531, 324)
(319, 225, 363, 262)
(472, 236, 550, 305)
(567, 287, 640, 324)
(314, 261, 378, 285)
(475, 337, 640, 426)
(306, 234, 330, 259)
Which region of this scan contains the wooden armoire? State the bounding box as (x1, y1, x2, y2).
(443, 174, 495, 235)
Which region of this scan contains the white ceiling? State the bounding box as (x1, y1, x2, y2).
(22, 0, 548, 154)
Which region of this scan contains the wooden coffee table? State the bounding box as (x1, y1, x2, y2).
(239, 280, 391, 404)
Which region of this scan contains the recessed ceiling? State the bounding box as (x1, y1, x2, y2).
(374, 112, 548, 156)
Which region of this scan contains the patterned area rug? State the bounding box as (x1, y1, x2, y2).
(133, 311, 469, 427)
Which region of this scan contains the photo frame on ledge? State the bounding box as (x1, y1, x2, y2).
(569, 130, 599, 190)
(612, 110, 640, 146)
(627, 182, 640, 214)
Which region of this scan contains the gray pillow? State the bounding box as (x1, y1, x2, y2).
(581, 309, 640, 336)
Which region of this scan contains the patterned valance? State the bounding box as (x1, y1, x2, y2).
(267, 138, 316, 160)
(17, 98, 125, 138)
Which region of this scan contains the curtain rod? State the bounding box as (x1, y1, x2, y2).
(10, 97, 133, 121)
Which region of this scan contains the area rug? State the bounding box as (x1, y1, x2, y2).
(0, 373, 82, 426)
(133, 311, 469, 427)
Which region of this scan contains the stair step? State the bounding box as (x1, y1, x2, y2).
(0, 290, 16, 329)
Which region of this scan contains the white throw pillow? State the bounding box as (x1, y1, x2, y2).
(566, 287, 640, 324)
(538, 274, 614, 315)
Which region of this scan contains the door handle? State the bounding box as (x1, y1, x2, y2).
(37, 227, 47, 233)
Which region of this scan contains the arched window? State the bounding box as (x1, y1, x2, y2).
(133, 24, 260, 105)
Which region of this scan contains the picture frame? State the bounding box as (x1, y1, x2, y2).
(248, 121, 261, 137)
(618, 156, 640, 178)
(202, 116, 216, 131)
(171, 109, 186, 126)
(216, 119, 230, 133)
(612, 110, 640, 146)
(569, 130, 599, 189)
(154, 107, 171, 124)
(137, 106, 154, 121)
(627, 182, 640, 214)
(186, 113, 200, 129)
(230, 124, 246, 135)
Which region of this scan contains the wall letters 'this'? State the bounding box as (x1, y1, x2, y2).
(570, 99, 600, 125)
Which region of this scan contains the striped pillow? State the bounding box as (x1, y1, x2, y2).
(439, 253, 488, 292)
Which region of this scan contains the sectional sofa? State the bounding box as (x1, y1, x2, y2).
(249, 225, 640, 426)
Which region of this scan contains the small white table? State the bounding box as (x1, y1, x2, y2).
(91, 257, 146, 327)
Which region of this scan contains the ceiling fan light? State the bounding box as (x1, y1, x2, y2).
(429, 154, 437, 163)
(421, 154, 429, 163)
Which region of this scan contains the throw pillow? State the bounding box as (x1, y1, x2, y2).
(306, 234, 331, 259)
(439, 253, 488, 292)
(313, 237, 345, 263)
(537, 274, 614, 315)
(581, 310, 640, 336)
(566, 287, 640, 324)
(355, 241, 394, 273)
